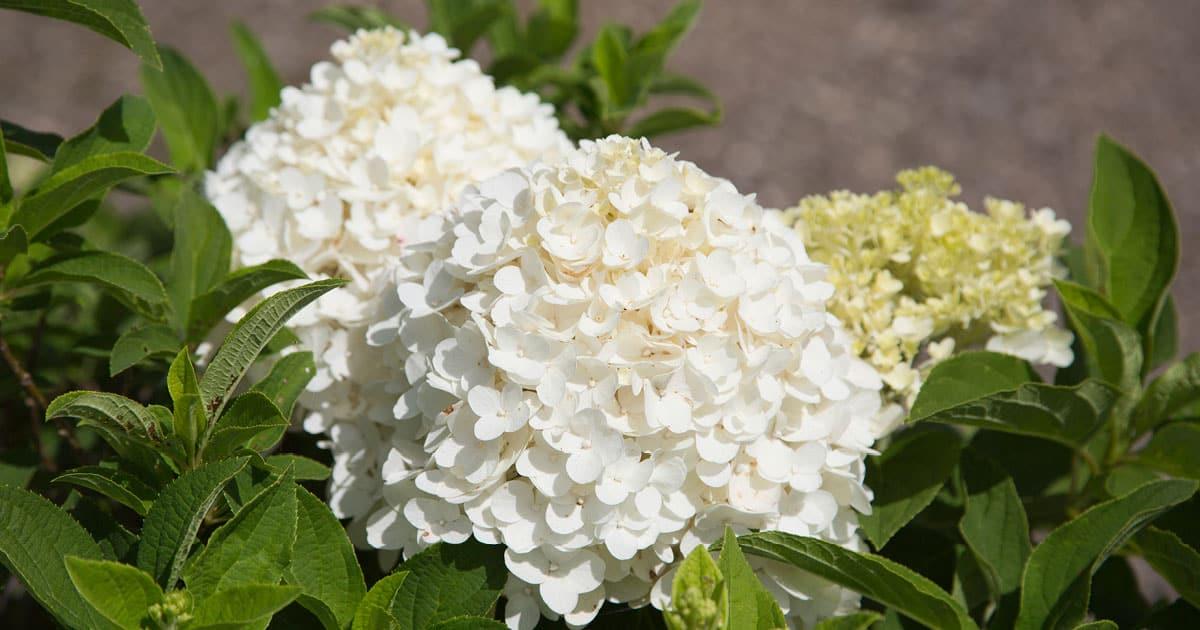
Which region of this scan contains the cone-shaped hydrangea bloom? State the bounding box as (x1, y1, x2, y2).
(783, 167, 1073, 416)
(204, 27, 571, 444)
(360, 136, 887, 628)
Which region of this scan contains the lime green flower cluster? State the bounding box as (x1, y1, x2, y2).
(783, 167, 1074, 412)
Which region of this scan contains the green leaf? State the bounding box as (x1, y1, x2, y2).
(592, 24, 635, 114)
(1133, 527, 1200, 608)
(72, 496, 139, 563)
(309, 5, 407, 31)
(110, 323, 179, 376)
(20, 250, 170, 319)
(168, 188, 231, 334)
(1015, 478, 1198, 630)
(137, 457, 250, 588)
(527, 0, 578, 59)
(168, 346, 201, 403)
(2, 120, 63, 161)
(352, 571, 408, 630)
(1087, 136, 1178, 351)
(140, 46, 219, 172)
(52, 94, 156, 171)
(812, 612, 884, 630)
(65, 556, 163, 629)
(189, 583, 302, 629)
(427, 0, 508, 54)
(46, 390, 167, 448)
(859, 429, 962, 549)
(287, 487, 367, 630)
(0, 448, 37, 488)
(737, 531, 978, 630)
(0, 130, 10, 206)
(1135, 422, 1200, 480)
(53, 465, 157, 516)
(1133, 353, 1200, 435)
(910, 352, 1118, 448)
(182, 468, 297, 599)
(1074, 622, 1118, 630)
(717, 527, 785, 630)
(632, 0, 701, 61)
(0, 225, 28, 267)
(185, 259, 308, 343)
(1147, 295, 1178, 372)
(664, 544, 723, 630)
(958, 449, 1032, 601)
(1054, 279, 1143, 393)
(9, 151, 172, 239)
(265, 454, 330, 481)
(429, 617, 508, 630)
(0, 0, 161, 69)
(200, 279, 344, 421)
(390, 539, 507, 629)
(169, 349, 205, 464)
(230, 21, 283, 123)
(251, 351, 315, 418)
(0, 485, 112, 629)
(627, 106, 721, 139)
(203, 391, 289, 460)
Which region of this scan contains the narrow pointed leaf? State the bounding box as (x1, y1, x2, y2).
(230, 22, 283, 122)
(1133, 353, 1200, 435)
(390, 539, 507, 629)
(136, 457, 249, 588)
(185, 259, 308, 342)
(737, 531, 978, 630)
(1015, 479, 1197, 630)
(352, 571, 408, 630)
(1133, 527, 1200, 608)
(958, 449, 1031, 598)
(52, 94, 156, 171)
(189, 583, 302, 629)
(860, 429, 961, 549)
(266, 454, 330, 481)
(202, 391, 289, 460)
(110, 323, 179, 376)
(1, 120, 62, 161)
(251, 351, 315, 417)
(287, 487, 367, 629)
(200, 278, 344, 420)
(46, 390, 165, 447)
(65, 556, 163, 629)
(0, 0, 160, 68)
(140, 46, 219, 171)
(53, 465, 157, 515)
(1135, 422, 1200, 480)
(1054, 280, 1143, 393)
(718, 527, 785, 629)
(309, 5, 407, 31)
(21, 251, 170, 319)
(168, 188, 231, 333)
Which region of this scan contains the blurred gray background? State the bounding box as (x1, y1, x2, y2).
(1, 1, 1196, 354)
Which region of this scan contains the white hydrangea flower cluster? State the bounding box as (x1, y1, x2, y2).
(358, 136, 887, 628)
(783, 167, 1074, 411)
(204, 27, 571, 437)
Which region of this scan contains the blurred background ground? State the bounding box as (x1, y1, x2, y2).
(1, 0, 1196, 353)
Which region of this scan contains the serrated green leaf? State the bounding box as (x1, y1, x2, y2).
(53, 465, 157, 516)
(1133, 527, 1200, 608)
(309, 5, 407, 31)
(1054, 279, 1143, 393)
(664, 543, 722, 630)
(0, 0, 161, 69)
(65, 556, 163, 629)
(737, 531, 978, 630)
(265, 454, 330, 481)
(169, 188, 231, 334)
(182, 468, 297, 599)
(47, 390, 166, 449)
(390, 539, 506, 629)
(860, 429, 961, 549)
(9, 151, 172, 239)
(20, 250, 170, 319)
(203, 391, 288, 461)
(352, 571, 408, 630)
(141, 46, 219, 172)
(1135, 422, 1200, 480)
(1015, 479, 1197, 630)
(1133, 353, 1200, 435)
(200, 279, 344, 421)
(185, 259, 307, 343)
(137, 457, 250, 588)
(230, 21, 283, 123)
(287, 487, 366, 629)
(0, 224, 27, 267)
(52, 94, 156, 171)
(1, 119, 63, 161)
(0, 485, 113, 629)
(911, 352, 1118, 448)
(251, 351, 315, 418)
(110, 323, 179, 376)
(812, 611, 884, 630)
(1087, 136, 1178, 357)
(958, 448, 1031, 605)
(189, 583, 302, 629)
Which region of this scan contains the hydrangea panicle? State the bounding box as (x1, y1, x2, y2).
(204, 27, 572, 467)
(358, 136, 888, 628)
(783, 167, 1073, 413)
